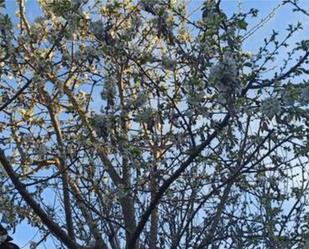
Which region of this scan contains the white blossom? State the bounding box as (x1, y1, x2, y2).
(140, 0, 161, 13)
(90, 20, 105, 40)
(0, 13, 12, 31)
(133, 92, 148, 108)
(187, 92, 205, 106)
(135, 108, 153, 123)
(72, 0, 84, 7)
(37, 144, 48, 157)
(91, 114, 113, 139)
(29, 241, 37, 249)
(300, 85, 309, 105)
(7, 73, 13, 80)
(88, 239, 96, 248)
(202, 0, 219, 23)
(162, 55, 175, 70)
(23, 134, 32, 143)
(101, 75, 116, 102)
(0, 235, 7, 244)
(33, 74, 44, 87)
(261, 97, 282, 118)
(281, 89, 295, 106)
(209, 51, 240, 95)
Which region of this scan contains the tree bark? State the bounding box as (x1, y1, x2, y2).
(0, 149, 80, 249)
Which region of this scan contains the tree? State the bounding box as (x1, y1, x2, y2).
(0, 224, 20, 249)
(0, 0, 309, 248)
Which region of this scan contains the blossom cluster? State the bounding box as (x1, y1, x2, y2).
(261, 97, 282, 118)
(90, 20, 106, 41)
(209, 51, 240, 95)
(91, 114, 109, 139)
(300, 85, 309, 105)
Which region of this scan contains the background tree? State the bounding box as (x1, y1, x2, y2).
(0, 0, 309, 248)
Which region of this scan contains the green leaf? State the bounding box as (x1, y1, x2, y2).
(237, 19, 248, 30)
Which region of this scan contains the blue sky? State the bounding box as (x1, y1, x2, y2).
(2, 0, 309, 248)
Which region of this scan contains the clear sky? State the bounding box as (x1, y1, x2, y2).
(2, 0, 309, 248)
